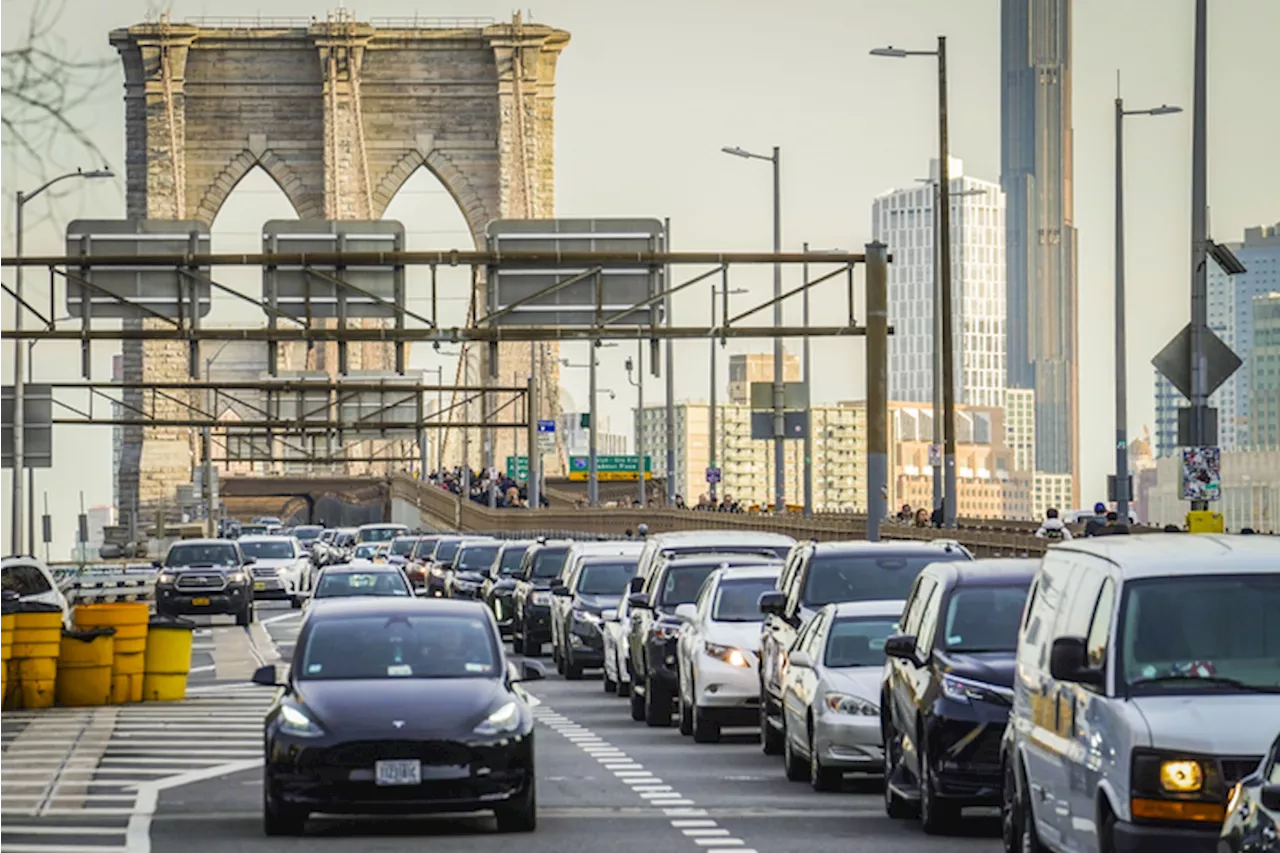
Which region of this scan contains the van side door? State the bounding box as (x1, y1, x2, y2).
(1065, 570, 1117, 852)
(761, 545, 808, 707)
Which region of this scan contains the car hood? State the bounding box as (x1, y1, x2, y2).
(453, 571, 486, 583)
(821, 666, 884, 703)
(1131, 695, 1280, 757)
(936, 650, 1016, 689)
(705, 621, 763, 653)
(574, 593, 620, 613)
(296, 677, 513, 738)
(491, 578, 519, 591)
(249, 557, 298, 569)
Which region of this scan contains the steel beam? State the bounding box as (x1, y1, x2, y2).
(5, 325, 870, 342)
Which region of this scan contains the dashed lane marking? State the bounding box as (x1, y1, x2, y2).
(530, 701, 759, 853)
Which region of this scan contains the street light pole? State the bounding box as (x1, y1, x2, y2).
(626, 346, 645, 507)
(803, 242, 812, 516)
(710, 281, 718, 505)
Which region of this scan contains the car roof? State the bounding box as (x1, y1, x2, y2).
(810, 539, 972, 557)
(572, 541, 645, 555)
(1051, 534, 1280, 580)
(457, 539, 501, 549)
(579, 552, 642, 565)
(661, 553, 782, 570)
(359, 523, 407, 529)
(169, 539, 237, 548)
(710, 564, 783, 582)
(831, 599, 907, 619)
(237, 535, 296, 544)
(652, 530, 796, 547)
(320, 564, 403, 575)
(932, 557, 1040, 587)
(498, 540, 534, 549)
(304, 596, 483, 620)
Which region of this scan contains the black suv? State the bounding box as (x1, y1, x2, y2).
(881, 558, 1037, 835)
(552, 555, 639, 680)
(446, 540, 502, 600)
(424, 536, 465, 597)
(483, 540, 534, 635)
(511, 540, 573, 655)
(628, 553, 781, 727)
(154, 538, 257, 625)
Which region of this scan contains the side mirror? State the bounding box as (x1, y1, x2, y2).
(601, 608, 618, 622)
(251, 664, 280, 687)
(758, 590, 786, 617)
(243, 556, 257, 565)
(627, 592, 651, 610)
(1261, 783, 1280, 811)
(152, 560, 162, 570)
(1049, 636, 1104, 687)
(521, 659, 547, 682)
(629, 576, 645, 594)
(551, 583, 570, 597)
(788, 650, 814, 669)
(674, 603, 697, 622)
(883, 634, 919, 661)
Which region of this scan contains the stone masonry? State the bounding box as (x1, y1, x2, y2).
(110, 14, 569, 516)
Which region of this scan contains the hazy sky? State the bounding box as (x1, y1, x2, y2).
(3, 0, 1278, 554)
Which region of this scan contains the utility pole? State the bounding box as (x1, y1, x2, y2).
(866, 242, 889, 541)
(588, 342, 599, 507)
(770, 147, 784, 515)
(1188, 0, 1210, 513)
(709, 279, 718, 505)
(527, 347, 540, 511)
(802, 242, 813, 516)
(11, 190, 26, 555)
(664, 217, 676, 507)
(627, 343, 645, 507)
(936, 36, 957, 529)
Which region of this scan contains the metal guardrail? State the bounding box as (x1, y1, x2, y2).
(52, 563, 158, 604)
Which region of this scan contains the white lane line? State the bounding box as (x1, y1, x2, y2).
(530, 701, 755, 853)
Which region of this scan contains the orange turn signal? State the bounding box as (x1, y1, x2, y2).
(1131, 798, 1226, 824)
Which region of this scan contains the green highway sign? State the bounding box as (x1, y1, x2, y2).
(504, 456, 529, 479)
(568, 455, 652, 481)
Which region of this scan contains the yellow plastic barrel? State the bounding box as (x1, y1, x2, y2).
(74, 603, 149, 704)
(1, 602, 15, 708)
(11, 605, 63, 709)
(56, 628, 117, 707)
(142, 617, 195, 702)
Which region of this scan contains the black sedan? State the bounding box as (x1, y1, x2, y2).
(253, 597, 545, 835)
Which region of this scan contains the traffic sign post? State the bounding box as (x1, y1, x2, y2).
(569, 455, 652, 482)
(505, 456, 530, 481)
(705, 466, 721, 485)
(537, 419, 556, 453)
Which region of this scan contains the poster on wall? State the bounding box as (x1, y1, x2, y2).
(1180, 446, 1221, 502)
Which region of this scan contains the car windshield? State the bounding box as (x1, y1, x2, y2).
(657, 564, 719, 608)
(361, 527, 404, 543)
(412, 538, 440, 560)
(712, 576, 779, 622)
(390, 538, 418, 556)
(354, 544, 381, 559)
(943, 584, 1030, 652)
(578, 561, 637, 596)
(294, 526, 323, 541)
(240, 525, 268, 536)
(299, 613, 497, 680)
(530, 547, 569, 579)
(1122, 574, 1280, 694)
(497, 546, 530, 575)
(314, 572, 410, 599)
(802, 553, 968, 607)
(433, 540, 462, 563)
(825, 617, 899, 667)
(166, 543, 239, 567)
(456, 545, 500, 571)
(238, 541, 295, 560)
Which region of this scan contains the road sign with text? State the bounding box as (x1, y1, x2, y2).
(568, 455, 652, 481)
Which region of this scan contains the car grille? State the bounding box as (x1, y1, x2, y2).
(1220, 756, 1263, 786)
(252, 567, 279, 578)
(324, 740, 474, 769)
(175, 573, 228, 591)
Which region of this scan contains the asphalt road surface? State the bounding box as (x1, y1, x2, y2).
(2, 601, 1004, 853)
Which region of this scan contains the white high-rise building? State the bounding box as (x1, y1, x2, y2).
(872, 157, 1007, 410)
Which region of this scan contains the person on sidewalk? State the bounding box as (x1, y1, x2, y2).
(1035, 508, 1072, 541)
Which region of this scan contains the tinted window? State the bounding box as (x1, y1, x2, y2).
(166, 543, 239, 568)
(530, 547, 570, 579)
(433, 540, 462, 563)
(1122, 575, 1280, 693)
(498, 546, 530, 575)
(457, 545, 500, 571)
(2, 565, 52, 596)
(412, 538, 440, 560)
(299, 614, 496, 680)
(657, 565, 719, 608)
(577, 561, 637, 595)
(390, 538, 418, 556)
(239, 541, 295, 560)
(802, 553, 967, 607)
(825, 617, 898, 667)
(240, 525, 268, 536)
(361, 527, 405, 543)
(294, 526, 323, 541)
(712, 577, 779, 622)
(942, 584, 1031, 652)
(353, 544, 381, 559)
(315, 572, 410, 599)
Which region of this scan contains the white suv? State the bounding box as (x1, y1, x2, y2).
(1001, 534, 1280, 853)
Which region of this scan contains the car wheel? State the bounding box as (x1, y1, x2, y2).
(555, 652, 566, 676)
(629, 681, 646, 721)
(883, 727, 917, 820)
(692, 704, 721, 744)
(678, 680, 694, 736)
(564, 648, 583, 681)
(760, 687, 784, 756)
(808, 725, 841, 792)
(603, 673, 616, 693)
(783, 718, 807, 782)
(512, 631, 525, 655)
(262, 779, 307, 836)
(236, 602, 252, 627)
(919, 743, 959, 835)
(616, 662, 631, 698)
(1002, 759, 1047, 853)
(494, 777, 537, 833)
(644, 677, 672, 727)
(290, 595, 303, 610)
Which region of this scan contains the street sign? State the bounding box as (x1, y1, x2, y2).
(537, 419, 557, 453)
(928, 443, 942, 467)
(263, 220, 406, 319)
(66, 220, 211, 318)
(749, 381, 809, 411)
(1, 384, 53, 469)
(750, 411, 809, 441)
(505, 456, 529, 480)
(485, 218, 666, 327)
(705, 466, 721, 484)
(1181, 447, 1221, 502)
(1152, 323, 1241, 402)
(568, 455, 652, 481)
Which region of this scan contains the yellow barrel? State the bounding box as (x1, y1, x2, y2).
(11, 605, 63, 709)
(56, 628, 116, 707)
(1, 605, 15, 708)
(142, 617, 195, 702)
(75, 603, 149, 704)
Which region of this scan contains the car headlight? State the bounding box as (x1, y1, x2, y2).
(823, 692, 878, 716)
(474, 701, 521, 736)
(704, 642, 749, 667)
(940, 673, 1012, 705)
(532, 591, 551, 606)
(1159, 760, 1204, 793)
(1130, 750, 1226, 824)
(227, 571, 247, 584)
(278, 704, 324, 738)
(649, 623, 680, 641)
(156, 572, 175, 584)
(573, 609, 602, 625)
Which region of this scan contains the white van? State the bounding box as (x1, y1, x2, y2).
(1001, 534, 1280, 853)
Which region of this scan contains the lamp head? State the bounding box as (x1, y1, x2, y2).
(870, 46, 908, 58)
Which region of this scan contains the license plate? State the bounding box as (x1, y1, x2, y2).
(191, 597, 210, 606)
(375, 759, 421, 786)
(253, 581, 267, 591)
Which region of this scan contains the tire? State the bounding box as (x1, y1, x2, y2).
(783, 719, 807, 782)
(919, 743, 960, 835)
(1002, 760, 1048, 853)
(809, 726, 841, 792)
(644, 678, 672, 727)
(494, 778, 537, 833)
(629, 683, 646, 721)
(678, 682, 694, 736)
(512, 631, 526, 655)
(692, 705, 721, 744)
(617, 676, 631, 699)
(564, 648, 583, 681)
(236, 602, 252, 627)
(262, 780, 307, 837)
(760, 687, 784, 756)
(290, 596, 303, 610)
(603, 675, 616, 694)
(883, 727, 917, 820)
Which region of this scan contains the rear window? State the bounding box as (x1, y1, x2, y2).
(530, 547, 570, 579)
(802, 552, 969, 607)
(390, 538, 419, 556)
(577, 561, 637, 596)
(412, 538, 440, 560)
(456, 545, 500, 572)
(656, 564, 719, 609)
(315, 571, 411, 599)
(166, 543, 239, 568)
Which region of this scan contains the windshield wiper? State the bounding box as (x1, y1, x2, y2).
(1130, 674, 1280, 694)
